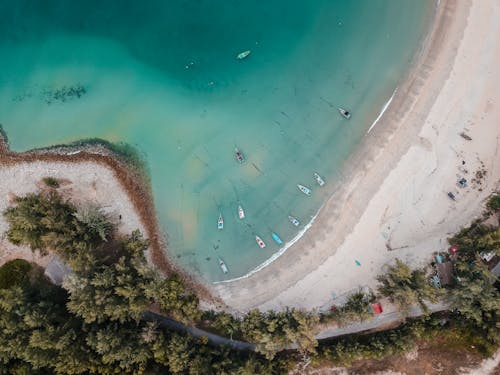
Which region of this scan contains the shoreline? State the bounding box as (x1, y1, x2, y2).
(2, 0, 500, 314)
(0, 137, 218, 304)
(213, 0, 500, 311)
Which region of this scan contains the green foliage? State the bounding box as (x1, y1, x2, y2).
(449, 223, 500, 263)
(42, 176, 60, 188)
(486, 193, 500, 213)
(0, 259, 32, 289)
(448, 259, 500, 349)
(73, 204, 113, 242)
(322, 290, 376, 326)
(238, 309, 318, 360)
(3, 192, 108, 270)
(377, 258, 441, 315)
(147, 274, 202, 324)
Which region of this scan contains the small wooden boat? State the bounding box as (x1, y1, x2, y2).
(255, 235, 266, 248)
(238, 205, 245, 219)
(338, 107, 351, 119)
(217, 213, 224, 230)
(272, 232, 283, 245)
(235, 148, 245, 163)
(219, 258, 228, 274)
(297, 184, 312, 196)
(236, 50, 251, 60)
(314, 172, 325, 186)
(288, 215, 300, 227)
(460, 132, 472, 141)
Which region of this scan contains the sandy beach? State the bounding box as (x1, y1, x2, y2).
(212, 0, 500, 311)
(1, 0, 499, 314)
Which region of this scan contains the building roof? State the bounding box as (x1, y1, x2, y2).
(492, 260, 500, 277)
(437, 261, 454, 285)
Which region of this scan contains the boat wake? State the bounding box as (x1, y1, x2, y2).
(366, 88, 398, 134)
(213, 207, 322, 284)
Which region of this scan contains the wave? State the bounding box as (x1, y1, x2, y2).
(366, 88, 398, 134)
(213, 207, 322, 284)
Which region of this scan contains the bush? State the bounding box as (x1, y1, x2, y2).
(42, 177, 60, 188)
(486, 193, 500, 213)
(0, 259, 32, 289)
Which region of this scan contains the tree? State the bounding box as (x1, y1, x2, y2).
(450, 259, 500, 346)
(0, 259, 32, 289)
(377, 259, 440, 315)
(486, 193, 500, 213)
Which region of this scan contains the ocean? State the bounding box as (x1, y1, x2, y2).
(0, 0, 433, 282)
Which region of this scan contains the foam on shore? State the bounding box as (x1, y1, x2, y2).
(366, 88, 398, 134)
(213, 207, 322, 284)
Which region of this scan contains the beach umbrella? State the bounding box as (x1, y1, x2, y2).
(355, 260, 361, 266)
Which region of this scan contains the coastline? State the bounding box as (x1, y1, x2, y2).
(2, 0, 499, 314)
(0, 138, 217, 303)
(213, 0, 500, 311)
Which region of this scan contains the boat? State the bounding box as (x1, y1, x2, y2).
(297, 184, 312, 196)
(218, 258, 228, 274)
(235, 148, 245, 163)
(238, 205, 245, 219)
(255, 235, 266, 248)
(288, 215, 300, 227)
(217, 213, 224, 230)
(314, 172, 325, 186)
(236, 50, 251, 60)
(338, 107, 351, 119)
(271, 232, 283, 245)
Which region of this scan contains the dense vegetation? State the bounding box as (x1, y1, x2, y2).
(1, 189, 498, 373)
(0, 190, 301, 373)
(376, 258, 442, 315)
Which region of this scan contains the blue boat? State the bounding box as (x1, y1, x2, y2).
(272, 232, 283, 245)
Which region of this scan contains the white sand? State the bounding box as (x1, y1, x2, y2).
(0, 161, 147, 268)
(212, 0, 500, 311)
(1, 0, 499, 314)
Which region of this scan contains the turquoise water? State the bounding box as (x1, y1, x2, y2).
(0, 0, 433, 282)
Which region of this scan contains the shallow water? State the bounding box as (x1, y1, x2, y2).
(0, 0, 433, 282)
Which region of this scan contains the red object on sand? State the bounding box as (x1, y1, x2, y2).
(371, 302, 383, 314)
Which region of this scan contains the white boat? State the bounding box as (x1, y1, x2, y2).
(217, 213, 224, 230)
(297, 184, 312, 196)
(235, 147, 245, 163)
(314, 172, 325, 186)
(219, 258, 228, 274)
(236, 50, 251, 60)
(238, 205, 245, 219)
(255, 235, 266, 248)
(338, 107, 351, 119)
(288, 215, 300, 227)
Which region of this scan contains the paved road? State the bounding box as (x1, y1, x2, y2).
(315, 302, 450, 340)
(143, 311, 256, 351)
(146, 301, 449, 352)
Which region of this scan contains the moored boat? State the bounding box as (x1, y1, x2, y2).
(255, 235, 266, 248)
(236, 50, 251, 60)
(235, 147, 245, 163)
(217, 213, 224, 230)
(219, 258, 228, 274)
(238, 205, 245, 219)
(288, 215, 300, 227)
(338, 107, 351, 119)
(271, 232, 283, 245)
(314, 172, 325, 186)
(297, 184, 312, 196)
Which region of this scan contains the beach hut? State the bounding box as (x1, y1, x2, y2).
(437, 261, 454, 286)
